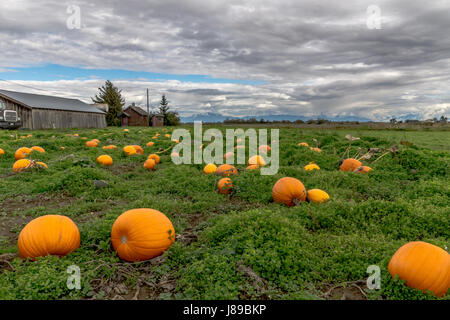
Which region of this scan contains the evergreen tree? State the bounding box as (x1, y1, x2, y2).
(159, 94, 170, 118)
(158, 94, 180, 125)
(92, 80, 125, 126)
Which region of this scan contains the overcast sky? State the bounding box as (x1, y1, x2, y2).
(1, 0, 449, 120)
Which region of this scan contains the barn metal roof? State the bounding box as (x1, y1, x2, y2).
(0, 89, 105, 114)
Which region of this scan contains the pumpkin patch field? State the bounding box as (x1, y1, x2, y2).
(0, 126, 449, 300)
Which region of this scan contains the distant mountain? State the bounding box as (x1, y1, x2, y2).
(180, 112, 372, 123)
(180, 112, 233, 123)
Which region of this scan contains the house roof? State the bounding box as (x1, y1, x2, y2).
(118, 111, 130, 117)
(0, 89, 105, 114)
(124, 105, 149, 117)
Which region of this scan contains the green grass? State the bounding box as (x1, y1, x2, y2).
(0, 126, 448, 300)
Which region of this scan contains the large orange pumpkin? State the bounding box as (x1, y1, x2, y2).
(12, 159, 32, 173)
(148, 153, 160, 164)
(31, 146, 45, 153)
(340, 158, 362, 172)
(111, 208, 175, 262)
(215, 164, 238, 176)
(203, 163, 217, 174)
(132, 145, 144, 155)
(86, 140, 98, 148)
(97, 155, 113, 166)
(307, 189, 330, 203)
(388, 241, 450, 297)
(143, 159, 156, 170)
(248, 155, 266, 167)
(18, 215, 80, 260)
(15, 147, 33, 160)
(218, 178, 233, 194)
(272, 177, 307, 206)
(123, 146, 137, 156)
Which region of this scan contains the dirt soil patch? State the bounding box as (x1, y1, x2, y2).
(321, 280, 368, 300)
(0, 193, 77, 215)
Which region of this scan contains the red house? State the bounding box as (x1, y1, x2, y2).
(119, 103, 164, 127)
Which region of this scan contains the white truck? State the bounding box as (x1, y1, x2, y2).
(0, 100, 21, 129)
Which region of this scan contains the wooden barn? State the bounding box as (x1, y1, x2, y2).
(119, 103, 164, 127)
(0, 89, 106, 129)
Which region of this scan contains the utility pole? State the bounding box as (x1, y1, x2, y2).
(146, 88, 150, 127)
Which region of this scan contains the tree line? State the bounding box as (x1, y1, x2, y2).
(92, 80, 180, 126)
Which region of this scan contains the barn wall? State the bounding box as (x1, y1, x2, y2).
(32, 109, 106, 129)
(1, 97, 33, 129)
(127, 108, 148, 126)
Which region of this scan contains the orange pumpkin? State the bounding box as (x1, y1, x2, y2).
(304, 162, 320, 171)
(246, 164, 260, 170)
(298, 142, 309, 147)
(86, 140, 98, 148)
(354, 166, 372, 173)
(97, 155, 113, 166)
(146, 142, 155, 147)
(0, 148, 5, 157)
(15, 147, 33, 160)
(218, 178, 233, 194)
(102, 145, 117, 150)
(272, 177, 307, 206)
(123, 146, 137, 156)
(13, 159, 31, 173)
(307, 189, 330, 203)
(340, 158, 362, 172)
(31, 146, 45, 153)
(143, 159, 156, 170)
(248, 155, 266, 167)
(388, 241, 450, 297)
(132, 145, 144, 155)
(91, 139, 100, 144)
(215, 164, 238, 176)
(258, 145, 271, 153)
(310, 147, 322, 153)
(148, 154, 160, 164)
(111, 208, 175, 262)
(203, 163, 217, 174)
(18, 215, 80, 260)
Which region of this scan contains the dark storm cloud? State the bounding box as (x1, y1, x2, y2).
(0, 0, 449, 120)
